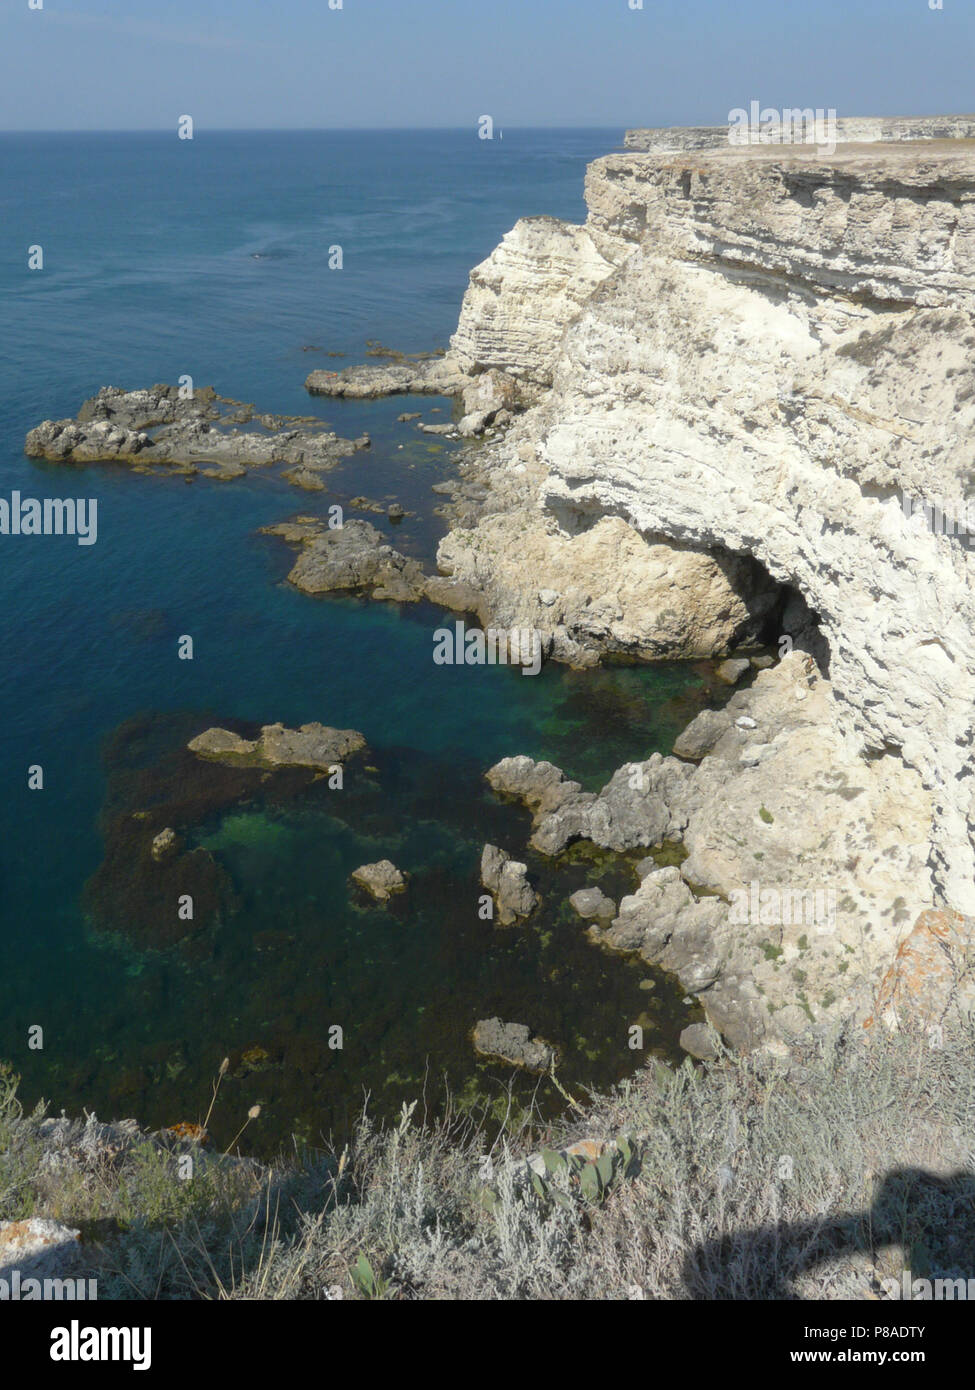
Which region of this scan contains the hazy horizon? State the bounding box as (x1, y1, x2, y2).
(2, 0, 972, 134)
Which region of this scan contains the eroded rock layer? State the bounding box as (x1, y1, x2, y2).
(439, 129, 975, 923)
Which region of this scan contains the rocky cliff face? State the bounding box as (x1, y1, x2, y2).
(622, 114, 975, 151)
(445, 127, 975, 928)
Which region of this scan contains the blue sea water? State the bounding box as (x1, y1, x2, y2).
(0, 130, 713, 1150)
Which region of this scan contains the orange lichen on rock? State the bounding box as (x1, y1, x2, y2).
(166, 1122, 209, 1144)
(867, 909, 975, 1031)
(0, 1220, 77, 1251)
(563, 1139, 607, 1163)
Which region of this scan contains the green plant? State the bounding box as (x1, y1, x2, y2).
(350, 1253, 391, 1300)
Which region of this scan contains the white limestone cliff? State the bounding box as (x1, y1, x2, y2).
(446, 126, 975, 925)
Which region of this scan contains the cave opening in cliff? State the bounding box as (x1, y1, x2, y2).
(729, 549, 829, 678)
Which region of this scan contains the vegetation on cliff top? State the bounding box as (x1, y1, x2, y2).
(2, 1019, 973, 1299)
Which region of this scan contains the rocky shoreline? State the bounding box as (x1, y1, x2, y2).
(22, 116, 975, 1091)
(287, 117, 975, 1055)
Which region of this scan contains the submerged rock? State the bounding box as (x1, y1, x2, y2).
(150, 827, 180, 863)
(472, 1018, 555, 1072)
(350, 859, 406, 903)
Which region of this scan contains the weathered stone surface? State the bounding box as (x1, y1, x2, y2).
(679, 1022, 721, 1060)
(415, 126, 975, 915)
(305, 354, 466, 399)
(25, 384, 366, 484)
(0, 1219, 82, 1280)
(350, 859, 406, 903)
(472, 1018, 555, 1072)
(451, 216, 618, 388)
(716, 658, 751, 685)
(261, 517, 428, 602)
(485, 752, 697, 856)
(189, 722, 365, 771)
(672, 708, 734, 761)
(418, 421, 458, 437)
(568, 887, 616, 921)
(399, 122, 975, 1047)
(870, 909, 975, 1031)
(537, 138, 975, 911)
(436, 471, 782, 668)
(480, 843, 538, 925)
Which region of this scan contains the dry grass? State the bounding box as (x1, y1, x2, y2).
(2, 1019, 973, 1300)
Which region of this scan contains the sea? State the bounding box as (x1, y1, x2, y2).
(0, 129, 716, 1153)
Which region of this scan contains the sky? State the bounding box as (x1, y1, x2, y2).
(1, 0, 973, 132)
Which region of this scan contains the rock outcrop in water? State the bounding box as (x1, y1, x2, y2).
(188, 722, 365, 771)
(260, 517, 429, 602)
(480, 843, 538, 925)
(350, 859, 407, 903)
(25, 384, 369, 485)
(472, 1018, 555, 1072)
(306, 353, 466, 400)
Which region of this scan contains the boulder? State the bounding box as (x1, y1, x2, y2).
(472, 1018, 555, 1072)
(305, 354, 467, 399)
(350, 860, 406, 903)
(715, 658, 751, 685)
(672, 708, 734, 761)
(568, 887, 616, 921)
(679, 1022, 721, 1060)
(480, 843, 538, 925)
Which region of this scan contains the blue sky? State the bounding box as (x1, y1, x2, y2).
(2, 0, 972, 131)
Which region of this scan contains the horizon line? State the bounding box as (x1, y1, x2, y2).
(0, 123, 632, 136)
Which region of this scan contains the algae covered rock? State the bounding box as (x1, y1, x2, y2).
(472, 1018, 555, 1072)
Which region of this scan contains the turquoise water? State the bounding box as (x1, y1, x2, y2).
(0, 130, 713, 1151)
